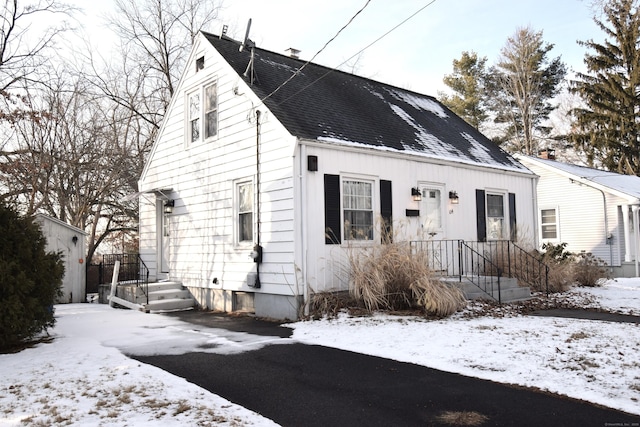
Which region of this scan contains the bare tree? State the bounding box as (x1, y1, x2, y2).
(0, 68, 144, 262)
(0, 0, 76, 92)
(100, 0, 221, 120)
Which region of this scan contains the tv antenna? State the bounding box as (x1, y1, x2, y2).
(240, 19, 256, 85)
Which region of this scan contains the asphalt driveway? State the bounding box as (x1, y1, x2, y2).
(129, 311, 640, 427)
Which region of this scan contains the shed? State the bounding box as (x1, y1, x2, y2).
(35, 214, 88, 303)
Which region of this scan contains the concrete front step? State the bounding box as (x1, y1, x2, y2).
(148, 288, 191, 302)
(145, 281, 195, 312)
(442, 276, 531, 303)
(146, 298, 195, 313)
(147, 281, 185, 293)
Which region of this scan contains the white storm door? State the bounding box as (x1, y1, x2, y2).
(420, 185, 445, 239)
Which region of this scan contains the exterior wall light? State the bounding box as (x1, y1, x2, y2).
(411, 187, 422, 201)
(449, 191, 459, 204)
(164, 199, 175, 214)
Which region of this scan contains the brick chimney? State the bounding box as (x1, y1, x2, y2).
(538, 148, 556, 160)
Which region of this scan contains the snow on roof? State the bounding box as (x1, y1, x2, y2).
(521, 155, 640, 200)
(203, 32, 531, 174)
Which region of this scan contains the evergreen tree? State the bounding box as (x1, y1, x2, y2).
(439, 51, 489, 130)
(489, 26, 567, 154)
(0, 203, 64, 351)
(571, 0, 640, 175)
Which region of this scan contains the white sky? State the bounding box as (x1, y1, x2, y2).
(219, 0, 599, 95)
(1, 279, 639, 424)
(68, 0, 600, 96)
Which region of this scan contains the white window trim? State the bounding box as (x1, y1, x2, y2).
(184, 78, 218, 148)
(341, 175, 376, 244)
(234, 178, 255, 247)
(539, 206, 560, 242)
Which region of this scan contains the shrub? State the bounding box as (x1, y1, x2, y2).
(347, 241, 466, 317)
(573, 251, 610, 287)
(0, 203, 64, 351)
(540, 242, 576, 292)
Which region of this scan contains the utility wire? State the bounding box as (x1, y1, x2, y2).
(260, 0, 372, 104)
(272, 0, 438, 107)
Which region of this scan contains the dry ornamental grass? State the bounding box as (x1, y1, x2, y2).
(347, 241, 466, 317)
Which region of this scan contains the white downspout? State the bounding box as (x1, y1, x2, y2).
(299, 141, 309, 316)
(623, 204, 631, 263)
(633, 205, 640, 277)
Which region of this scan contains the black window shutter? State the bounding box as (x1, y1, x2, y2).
(509, 192, 517, 242)
(476, 189, 486, 242)
(380, 180, 393, 243)
(324, 174, 341, 244)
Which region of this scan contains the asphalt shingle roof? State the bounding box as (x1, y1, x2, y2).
(203, 32, 530, 173)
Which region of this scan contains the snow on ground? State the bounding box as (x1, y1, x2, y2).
(290, 278, 640, 416)
(0, 305, 284, 426)
(1, 278, 639, 425)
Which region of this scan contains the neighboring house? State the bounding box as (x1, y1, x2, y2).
(517, 152, 640, 277)
(135, 31, 537, 320)
(34, 214, 87, 303)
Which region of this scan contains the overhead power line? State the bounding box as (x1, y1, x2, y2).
(271, 0, 438, 107)
(260, 0, 372, 104)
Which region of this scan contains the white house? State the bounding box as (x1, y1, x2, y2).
(517, 153, 640, 277)
(135, 31, 538, 320)
(35, 214, 87, 303)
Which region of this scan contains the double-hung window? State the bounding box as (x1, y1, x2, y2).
(343, 179, 373, 240)
(238, 181, 253, 243)
(476, 189, 516, 242)
(186, 80, 218, 146)
(486, 193, 505, 240)
(540, 208, 558, 240)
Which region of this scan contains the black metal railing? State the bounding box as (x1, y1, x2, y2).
(459, 240, 502, 303)
(463, 241, 549, 295)
(410, 239, 550, 302)
(102, 253, 150, 304)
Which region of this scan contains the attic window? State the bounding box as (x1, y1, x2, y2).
(185, 79, 218, 146)
(196, 56, 204, 72)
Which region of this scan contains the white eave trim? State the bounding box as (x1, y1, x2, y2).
(120, 188, 173, 202)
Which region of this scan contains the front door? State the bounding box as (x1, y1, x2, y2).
(419, 184, 445, 240)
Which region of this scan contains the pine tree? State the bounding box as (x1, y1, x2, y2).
(439, 51, 489, 130)
(571, 0, 640, 175)
(489, 26, 566, 155)
(0, 203, 64, 351)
